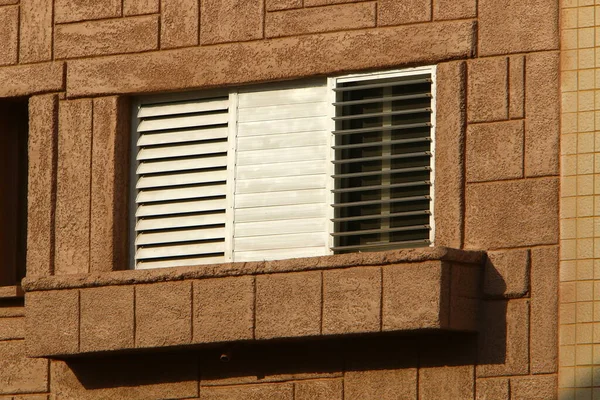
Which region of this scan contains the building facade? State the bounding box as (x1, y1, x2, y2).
(0, 0, 571, 399)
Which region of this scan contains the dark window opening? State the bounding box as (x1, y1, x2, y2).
(0, 99, 28, 286)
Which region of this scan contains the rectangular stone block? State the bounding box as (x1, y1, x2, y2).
(136, 281, 192, 348)
(295, 379, 342, 400)
(51, 354, 199, 399)
(382, 262, 449, 331)
(0, 6, 18, 65)
(304, 0, 366, 5)
(266, 0, 301, 11)
(200, 383, 293, 400)
(466, 120, 524, 182)
(322, 267, 381, 335)
(27, 95, 58, 277)
(345, 369, 417, 400)
(200, 0, 263, 44)
(80, 286, 134, 353)
(465, 178, 559, 249)
(55, 99, 93, 275)
(19, 0, 53, 63)
(0, 305, 24, 317)
(124, 0, 159, 15)
(55, 16, 159, 59)
(419, 366, 474, 400)
(378, 0, 431, 26)
(193, 276, 254, 343)
(434, 61, 466, 248)
(54, 0, 121, 23)
(478, 0, 558, 56)
(256, 271, 321, 339)
(468, 57, 508, 123)
(90, 97, 130, 272)
(14, 395, 49, 400)
(476, 378, 509, 400)
(530, 246, 558, 374)
(265, 2, 376, 38)
(67, 20, 475, 97)
(200, 339, 343, 387)
(0, 340, 48, 395)
(433, 0, 476, 20)
(509, 56, 525, 119)
(484, 249, 530, 298)
(0, 62, 64, 98)
(0, 316, 24, 340)
(510, 375, 557, 400)
(26, 290, 79, 357)
(449, 263, 480, 331)
(161, 0, 199, 48)
(477, 300, 529, 377)
(525, 52, 559, 177)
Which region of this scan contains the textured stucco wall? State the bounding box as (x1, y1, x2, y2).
(0, 0, 562, 399)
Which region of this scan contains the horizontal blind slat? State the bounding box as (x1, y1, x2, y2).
(332, 77, 431, 92)
(236, 146, 327, 166)
(235, 175, 326, 194)
(137, 170, 228, 189)
(237, 160, 326, 180)
(234, 232, 326, 251)
(138, 98, 229, 118)
(136, 213, 225, 231)
(136, 241, 225, 260)
(137, 127, 228, 146)
(236, 189, 327, 209)
(235, 218, 326, 238)
(137, 141, 228, 161)
(137, 255, 226, 269)
(136, 227, 226, 245)
(137, 155, 227, 174)
(235, 203, 327, 223)
(138, 112, 228, 132)
(136, 184, 226, 203)
(237, 131, 328, 151)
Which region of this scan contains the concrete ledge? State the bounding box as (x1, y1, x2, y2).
(24, 248, 484, 358)
(22, 247, 484, 292)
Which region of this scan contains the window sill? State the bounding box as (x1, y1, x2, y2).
(0, 285, 24, 299)
(23, 247, 485, 359)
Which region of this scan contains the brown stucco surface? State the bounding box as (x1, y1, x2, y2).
(0, 0, 561, 398)
(26, 252, 483, 358)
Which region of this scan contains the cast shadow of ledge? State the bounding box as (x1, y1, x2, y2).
(60, 329, 506, 394)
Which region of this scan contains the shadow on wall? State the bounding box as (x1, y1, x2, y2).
(58, 328, 507, 393)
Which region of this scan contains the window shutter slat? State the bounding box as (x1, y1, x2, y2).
(137, 155, 227, 174)
(137, 127, 229, 146)
(137, 112, 228, 132)
(137, 98, 229, 118)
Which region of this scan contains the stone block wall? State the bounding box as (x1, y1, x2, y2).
(0, 0, 562, 399)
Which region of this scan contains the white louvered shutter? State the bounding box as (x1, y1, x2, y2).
(233, 82, 331, 262)
(331, 69, 435, 252)
(133, 94, 231, 269)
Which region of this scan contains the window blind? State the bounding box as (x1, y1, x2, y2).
(331, 71, 434, 252)
(133, 95, 230, 269)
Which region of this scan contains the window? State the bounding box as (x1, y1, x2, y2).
(0, 99, 28, 286)
(131, 68, 435, 269)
